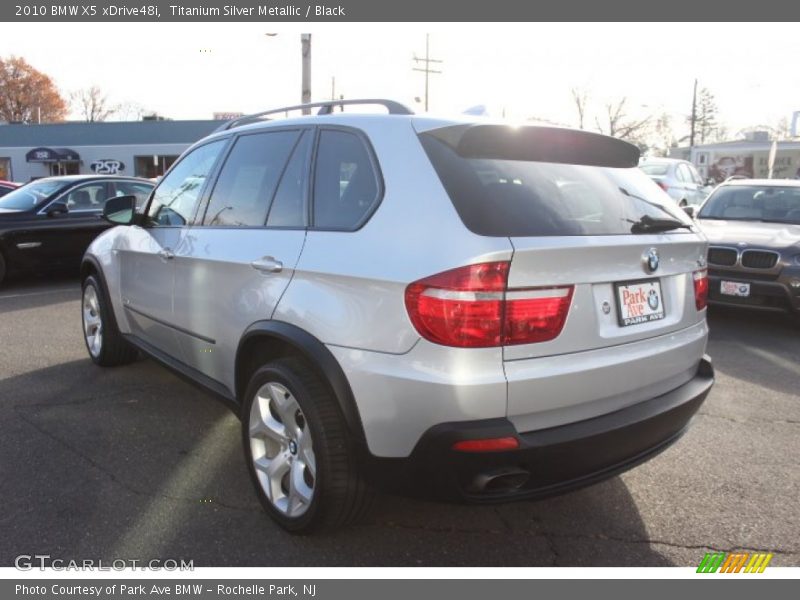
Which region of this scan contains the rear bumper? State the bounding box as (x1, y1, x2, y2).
(363, 356, 713, 502)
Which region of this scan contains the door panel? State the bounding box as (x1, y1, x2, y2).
(171, 228, 306, 390)
(118, 226, 183, 358)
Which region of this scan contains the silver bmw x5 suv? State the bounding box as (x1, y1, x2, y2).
(81, 99, 714, 532)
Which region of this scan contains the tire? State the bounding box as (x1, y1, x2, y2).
(0, 251, 5, 286)
(679, 199, 688, 207)
(242, 357, 373, 533)
(81, 274, 138, 367)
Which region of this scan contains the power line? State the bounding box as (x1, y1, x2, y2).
(412, 34, 442, 112)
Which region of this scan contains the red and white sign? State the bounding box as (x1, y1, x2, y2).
(616, 280, 665, 326)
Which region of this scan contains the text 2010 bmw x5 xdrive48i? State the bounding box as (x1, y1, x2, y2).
(81, 100, 713, 532)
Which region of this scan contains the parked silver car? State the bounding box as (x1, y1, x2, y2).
(640, 157, 711, 207)
(81, 100, 714, 532)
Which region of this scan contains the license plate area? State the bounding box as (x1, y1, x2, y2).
(614, 278, 666, 327)
(721, 280, 751, 297)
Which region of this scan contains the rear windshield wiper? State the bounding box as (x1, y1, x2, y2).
(628, 214, 693, 234)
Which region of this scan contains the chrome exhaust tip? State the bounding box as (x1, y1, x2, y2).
(469, 467, 530, 493)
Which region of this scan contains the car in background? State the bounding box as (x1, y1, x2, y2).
(696, 178, 800, 315)
(0, 180, 20, 198)
(0, 175, 154, 285)
(639, 158, 711, 207)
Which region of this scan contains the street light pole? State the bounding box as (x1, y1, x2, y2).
(301, 34, 312, 114)
(689, 78, 698, 150)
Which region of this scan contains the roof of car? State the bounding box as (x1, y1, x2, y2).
(639, 157, 686, 164)
(28, 175, 153, 184)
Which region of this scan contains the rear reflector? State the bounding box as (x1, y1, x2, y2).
(693, 269, 708, 310)
(405, 261, 573, 347)
(452, 437, 520, 453)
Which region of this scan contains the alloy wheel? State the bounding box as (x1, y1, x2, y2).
(248, 381, 316, 517)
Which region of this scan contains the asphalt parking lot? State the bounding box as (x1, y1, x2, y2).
(1, 275, 798, 568)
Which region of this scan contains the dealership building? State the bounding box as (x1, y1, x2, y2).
(0, 119, 227, 182)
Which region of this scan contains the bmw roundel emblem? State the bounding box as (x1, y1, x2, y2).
(644, 248, 660, 273)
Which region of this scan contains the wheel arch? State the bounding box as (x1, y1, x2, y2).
(235, 321, 366, 444)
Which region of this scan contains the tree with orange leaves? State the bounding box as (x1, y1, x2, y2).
(0, 56, 67, 124)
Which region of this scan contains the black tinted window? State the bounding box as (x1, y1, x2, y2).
(267, 131, 311, 228)
(204, 131, 299, 227)
(420, 134, 688, 237)
(147, 140, 226, 226)
(313, 130, 379, 229)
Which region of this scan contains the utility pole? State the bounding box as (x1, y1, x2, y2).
(301, 34, 312, 114)
(413, 34, 442, 112)
(689, 78, 698, 149)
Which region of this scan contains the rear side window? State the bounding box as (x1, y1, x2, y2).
(204, 131, 299, 227)
(639, 163, 669, 176)
(312, 130, 380, 230)
(266, 131, 312, 228)
(419, 133, 687, 237)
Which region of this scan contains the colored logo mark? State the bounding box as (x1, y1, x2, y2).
(697, 552, 773, 573)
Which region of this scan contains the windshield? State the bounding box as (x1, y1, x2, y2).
(698, 185, 800, 224)
(639, 163, 670, 176)
(420, 134, 690, 236)
(0, 180, 64, 211)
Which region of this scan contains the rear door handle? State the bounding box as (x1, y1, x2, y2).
(158, 248, 175, 260)
(251, 256, 283, 273)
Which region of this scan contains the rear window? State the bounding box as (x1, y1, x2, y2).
(420, 133, 688, 237)
(699, 185, 800, 223)
(639, 163, 670, 176)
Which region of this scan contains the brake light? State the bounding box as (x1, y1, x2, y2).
(404, 261, 574, 347)
(656, 181, 670, 192)
(693, 269, 708, 310)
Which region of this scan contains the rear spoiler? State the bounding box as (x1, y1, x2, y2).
(425, 124, 640, 168)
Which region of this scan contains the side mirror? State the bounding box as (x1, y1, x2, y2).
(44, 200, 68, 217)
(682, 205, 697, 219)
(102, 195, 137, 225)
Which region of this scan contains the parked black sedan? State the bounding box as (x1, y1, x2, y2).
(0, 175, 154, 285)
(696, 179, 800, 315)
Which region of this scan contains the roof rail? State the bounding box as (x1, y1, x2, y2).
(218, 99, 414, 131)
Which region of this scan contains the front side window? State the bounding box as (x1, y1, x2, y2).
(203, 131, 299, 227)
(147, 140, 226, 226)
(312, 130, 380, 230)
(62, 183, 108, 211)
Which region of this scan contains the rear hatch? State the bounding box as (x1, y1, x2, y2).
(418, 123, 709, 428)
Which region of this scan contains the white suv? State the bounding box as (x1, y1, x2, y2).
(81, 100, 714, 532)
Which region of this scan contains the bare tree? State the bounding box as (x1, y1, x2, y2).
(595, 97, 652, 143)
(115, 101, 148, 121)
(0, 55, 67, 123)
(570, 87, 588, 130)
(71, 85, 118, 122)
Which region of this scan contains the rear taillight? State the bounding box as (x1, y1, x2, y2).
(656, 181, 670, 192)
(404, 261, 573, 348)
(693, 269, 708, 310)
